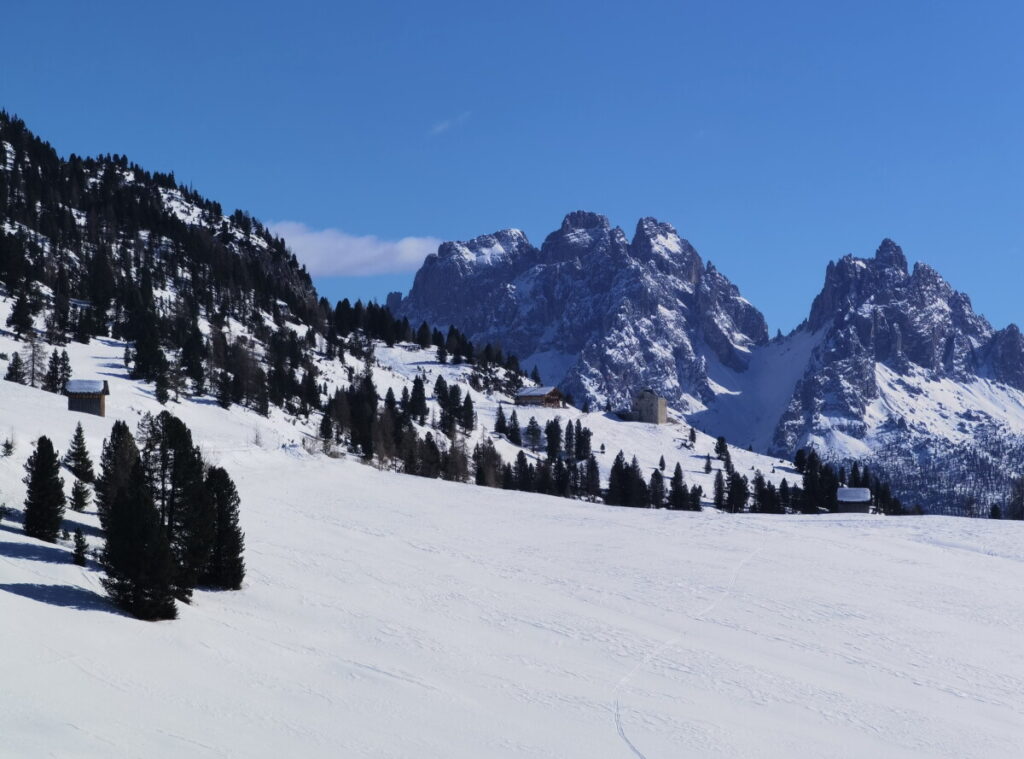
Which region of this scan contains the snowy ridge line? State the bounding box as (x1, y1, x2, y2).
(611, 539, 767, 758)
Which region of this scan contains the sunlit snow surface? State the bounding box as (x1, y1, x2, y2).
(1, 324, 1022, 758)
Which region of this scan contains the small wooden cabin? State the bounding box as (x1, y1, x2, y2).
(515, 386, 564, 408)
(836, 487, 872, 513)
(65, 379, 110, 417)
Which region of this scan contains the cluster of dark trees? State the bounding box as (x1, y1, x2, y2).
(18, 412, 245, 621)
(607, 453, 703, 510)
(4, 339, 72, 392)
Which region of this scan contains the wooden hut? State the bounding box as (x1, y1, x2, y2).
(515, 386, 564, 408)
(835, 487, 872, 513)
(65, 379, 110, 417)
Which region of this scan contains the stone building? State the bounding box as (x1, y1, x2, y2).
(632, 389, 667, 424)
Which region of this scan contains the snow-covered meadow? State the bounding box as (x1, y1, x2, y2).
(1, 331, 1022, 758)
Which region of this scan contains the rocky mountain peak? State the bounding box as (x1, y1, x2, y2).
(873, 237, 908, 275)
(560, 210, 610, 232)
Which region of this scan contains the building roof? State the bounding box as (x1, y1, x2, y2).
(516, 386, 560, 397)
(65, 379, 109, 395)
(837, 487, 871, 503)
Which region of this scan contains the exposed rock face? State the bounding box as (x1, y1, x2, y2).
(773, 239, 1022, 454)
(391, 211, 768, 410)
(396, 223, 1024, 513)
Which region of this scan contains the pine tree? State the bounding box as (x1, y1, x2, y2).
(525, 417, 542, 452)
(58, 350, 73, 389)
(704, 454, 712, 473)
(507, 410, 522, 446)
(140, 412, 215, 601)
(42, 349, 62, 392)
(70, 479, 91, 512)
(658, 454, 666, 471)
(409, 376, 428, 422)
(22, 436, 66, 543)
(4, 352, 26, 384)
(21, 332, 46, 387)
(100, 459, 177, 620)
(689, 426, 697, 444)
(202, 467, 246, 590)
(714, 436, 729, 459)
(649, 469, 666, 508)
(6, 288, 33, 338)
(669, 463, 687, 509)
(154, 368, 170, 405)
(494, 404, 508, 436)
(530, 366, 542, 384)
(72, 529, 88, 566)
(460, 394, 475, 431)
(713, 470, 726, 510)
(95, 421, 140, 531)
(544, 418, 562, 461)
(64, 423, 95, 482)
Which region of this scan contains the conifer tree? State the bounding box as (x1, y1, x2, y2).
(704, 454, 712, 473)
(494, 404, 508, 436)
(507, 410, 522, 446)
(4, 352, 26, 384)
(23, 436, 66, 543)
(58, 350, 72, 389)
(649, 469, 666, 508)
(713, 470, 726, 510)
(64, 423, 95, 482)
(21, 332, 46, 387)
(140, 412, 215, 601)
(202, 467, 246, 590)
(658, 455, 666, 472)
(70, 479, 91, 512)
(409, 376, 428, 422)
(42, 349, 62, 392)
(525, 417, 542, 452)
(669, 463, 687, 509)
(72, 528, 88, 566)
(544, 418, 562, 461)
(100, 459, 177, 620)
(95, 421, 140, 531)
(460, 394, 475, 430)
(6, 288, 33, 338)
(689, 484, 704, 511)
(584, 454, 601, 500)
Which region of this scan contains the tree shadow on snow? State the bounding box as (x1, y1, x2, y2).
(0, 583, 118, 614)
(0, 539, 70, 564)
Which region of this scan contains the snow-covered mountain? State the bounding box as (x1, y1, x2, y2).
(389, 212, 768, 409)
(394, 221, 1024, 512)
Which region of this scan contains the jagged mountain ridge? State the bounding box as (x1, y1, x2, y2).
(390, 211, 767, 410)
(394, 218, 1024, 512)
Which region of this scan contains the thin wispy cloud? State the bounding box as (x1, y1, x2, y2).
(430, 111, 471, 136)
(269, 221, 441, 277)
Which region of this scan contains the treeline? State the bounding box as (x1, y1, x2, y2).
(15, 412, 245, 620)
(700, 440, 904, 515)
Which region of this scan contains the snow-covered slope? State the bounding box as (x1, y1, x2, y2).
(2, 323, 1023, 758)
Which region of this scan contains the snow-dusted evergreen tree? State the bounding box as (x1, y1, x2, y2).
(22, 436, 66, 543)
(64, 422, 95, 482)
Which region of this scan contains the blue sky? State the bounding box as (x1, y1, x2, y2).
(2, 1, 1022, 332)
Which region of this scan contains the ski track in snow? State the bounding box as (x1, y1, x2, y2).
(612, 542, 766, 759)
